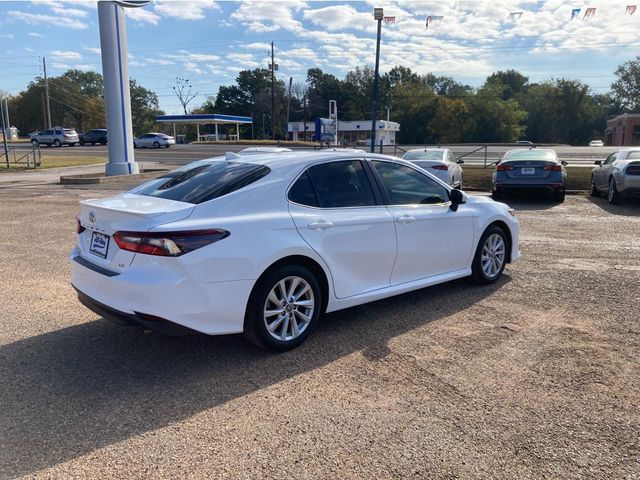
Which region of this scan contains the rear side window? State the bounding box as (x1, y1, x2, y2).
(627, 151, 640, 160)
(297, 160, 376, 208)
(288, 171, 319, 207)
(129, 161, 270, 204)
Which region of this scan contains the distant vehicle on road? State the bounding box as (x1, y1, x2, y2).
(133, 133, 175, 149)
(30, 127, 79, 147)
(492, 148, 567, 202)
(79, 129, 107, 145)
(403, 147, 464, 188)
(516, 140, 533, 146)
(591, 148, 640, 204)
(589, 140, 604, 147)
(71, 150, 520, 351)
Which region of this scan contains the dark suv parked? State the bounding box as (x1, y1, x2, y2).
(79, 129, 108, 145)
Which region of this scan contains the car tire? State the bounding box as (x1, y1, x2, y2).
(608, 177, 621, 205)
(491, 190, 503, 201)
(153, 141, 160, 148)
(69, 143, 75, 147)
(590, 175, 599, 196)
(554, 188, 565, 203)
(244, 264, 322, 351)
(100, 139, 107, 145)
(31, 139, 39, 147)
(471, 225, 508, 285)
(79, 140, 85, 146)
(53, 139, 61, 148)
(133, 142, 137, 149)
(165, 144, 170, 148)
(457, 175, 463, 189)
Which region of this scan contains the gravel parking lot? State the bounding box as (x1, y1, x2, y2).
(0, 184, 639, 479)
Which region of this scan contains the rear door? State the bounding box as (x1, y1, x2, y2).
(288, 159, 397, 299)
(371, 160, 475, 284)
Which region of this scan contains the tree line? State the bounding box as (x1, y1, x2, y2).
(5, 55, 640, 145)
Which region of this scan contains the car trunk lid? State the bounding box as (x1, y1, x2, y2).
(501, 160, 559, 179)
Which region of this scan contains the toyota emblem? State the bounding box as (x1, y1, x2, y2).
(89, 211, 96, 223)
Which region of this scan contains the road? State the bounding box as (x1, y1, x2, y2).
(9, 142, 616, 166)
(0, 181, 638, 478)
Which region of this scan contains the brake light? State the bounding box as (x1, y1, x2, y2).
(542, 164, 562, 171)
(76, 216, 86, 234)
(431, 164, 449, 171)
(496, 164, 515, 171)
(113, 229, 229, 257)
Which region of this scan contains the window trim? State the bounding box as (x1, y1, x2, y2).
(368, 158, 453, 207)
(286, 158, 386, 210)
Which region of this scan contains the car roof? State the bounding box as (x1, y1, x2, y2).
(405, 147, 447, 153)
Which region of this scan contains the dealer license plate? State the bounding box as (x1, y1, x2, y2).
(521, 167, 535, 174)
(89, 231, 110, 259)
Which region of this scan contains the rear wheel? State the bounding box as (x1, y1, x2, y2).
(31, 139, 39, 147)
(79, 140, 85, 146)
(608, 177, 621, 205)
(244, 264, 321, 351)
(554, 188, 565, 203)
(491, 190, 503, 201)
(590, 175, 599, 196)
(53, 139, 61, 148)
(69, 143, 75, 147)
(153, 141, 160, 148)
(471, 225, 507, 284)
(100, 138, 107, 145)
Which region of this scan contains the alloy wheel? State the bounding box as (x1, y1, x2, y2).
(263, 276, 315, 342)
(481, 233, 506, 279)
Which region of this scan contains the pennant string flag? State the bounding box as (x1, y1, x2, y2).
(626, 5, 636, 15)
(425, 15, 444, 29)
(383, 16, 396, 24)
(507, 11, 523, 23)
(570, 8, 581, 20)
(584, 7, 596, 19)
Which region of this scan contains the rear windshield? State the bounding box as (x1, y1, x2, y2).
(503, 149, 556, 162)
(64, 129, 77, 134)
(129, 161, 270, 204)
(627, 151, 640, 160)
(404, 150, 444, 161)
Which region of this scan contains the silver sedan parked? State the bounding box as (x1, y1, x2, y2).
(133, 133, 176, 149)
(403, 148, 464, 188)
(591, 148, 640, 204)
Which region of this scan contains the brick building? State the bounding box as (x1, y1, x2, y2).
(606, 113, 640, 146)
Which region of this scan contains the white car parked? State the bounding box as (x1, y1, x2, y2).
(133, 133, 175, 148)
(403, 148, 464, 188)
(71, 151, 520, 350)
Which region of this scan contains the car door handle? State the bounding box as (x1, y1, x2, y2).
(308, 220, 334, 230)
(396, 215, 416, 224)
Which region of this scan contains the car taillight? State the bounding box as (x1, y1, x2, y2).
(496, 164, 515, 171)
(113, 229, 229, 257)
(542, 164, 562, 171)
(431, 165, 449, 170)
(76, 216, 86, 234)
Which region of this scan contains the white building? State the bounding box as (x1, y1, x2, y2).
(288, 120, 400, 145)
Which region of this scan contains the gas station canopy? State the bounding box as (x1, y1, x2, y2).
(155, 114, 253, 141)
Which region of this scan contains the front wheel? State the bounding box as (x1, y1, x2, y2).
(608, 178, 622, 205)
(69, 143, 75, 147)
(244, 264, 322, 351)
(31, 139, 39, 147)
(53, 139, 61, 148)
(471, 225, 508, 284)
(153, 141, 160, 148)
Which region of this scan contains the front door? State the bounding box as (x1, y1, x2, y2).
(288, 160, 397, 299)
(371, 160, 475, 285)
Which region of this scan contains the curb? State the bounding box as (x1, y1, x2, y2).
(60, 169, 168, 185)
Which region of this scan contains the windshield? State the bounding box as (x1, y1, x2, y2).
(129, 161, 271, 204)
(404, 150, 445, 161)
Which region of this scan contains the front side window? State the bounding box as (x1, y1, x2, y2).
(372, 161, 449, 205)
(129, 161, 270, 204)
(300, 160, 376, 208)
(604, 153, 617, 165)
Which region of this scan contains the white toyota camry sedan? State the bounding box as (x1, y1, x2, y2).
(71, 151, 520, 350)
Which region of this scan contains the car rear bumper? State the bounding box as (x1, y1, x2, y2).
(70, 249, 254, 335)
(618, 176, 640, 195)
(494, 182, 564, 193)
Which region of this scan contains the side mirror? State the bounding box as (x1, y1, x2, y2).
(449, 189, 466, 211)
(594, 160, 602, 166)
(457, 159, 465, 164)
(561, 160, 568, 166)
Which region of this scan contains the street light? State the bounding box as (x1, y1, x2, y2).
(370, 7, 383, 153)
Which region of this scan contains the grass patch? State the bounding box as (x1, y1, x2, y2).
(0, 155, 106, 171)
(193, 139, 321, 147)
(462, 165, 592, 191)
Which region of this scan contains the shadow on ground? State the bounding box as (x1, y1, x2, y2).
(585, 194, 640, 216)
(0, 276, 508, 477)
(499, 191, 562, 211)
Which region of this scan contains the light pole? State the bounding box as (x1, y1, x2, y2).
(370, 7, 383, 153)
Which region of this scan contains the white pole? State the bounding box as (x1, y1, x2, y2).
(98, 1, 139, 176)
(197, 123, 200, 141)
(215, 123, 219, 141)
(236, 123, 240, 141)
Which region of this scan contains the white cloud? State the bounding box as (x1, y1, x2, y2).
(28, 32, 43, 37)
(24, 47, 34, 52)
(50, 50, 83, 60)
(242, 42, 272, 51)
(231, 0, 306, 33)
(8, 11, 88, 29)
(84, 47, 102, 54)
(0, 34, 15, 39)
(125, 7, 160, 25)
(154, 0, 220, 20)
(303, 5, 371, 31)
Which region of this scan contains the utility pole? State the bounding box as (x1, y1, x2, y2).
(42, 57, 52, 129)
(370, 7, 384, 153)
(40, 92, 46, 130)
(303, 94, 307, 141)
(285, 77, 292, 141)
(2, 98, 9, 133)
(270, 41, 275, 141)
(262, 113, 265, 139)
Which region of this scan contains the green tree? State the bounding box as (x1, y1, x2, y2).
(428, 97, 473, 143)
(468, 83, 527, 142)
(611, 55, 640, 113)
(129, 79, 163, 135)
(485, 70, 529, 100)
